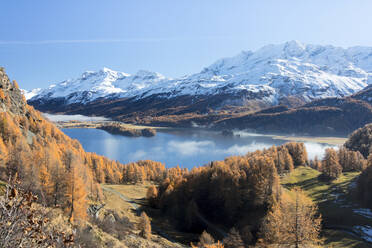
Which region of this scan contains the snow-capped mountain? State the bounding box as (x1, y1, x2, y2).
(28, 41, 372, 112)
(28, 67, 168, 104)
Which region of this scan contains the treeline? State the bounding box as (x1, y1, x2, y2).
(311, 147, 367, 180)
(344, 123, 372, 158)
(149, 142, 310, 246)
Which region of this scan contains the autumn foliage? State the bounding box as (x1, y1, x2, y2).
(345, 123, 372, 158)
(259, 188, 322, 247)
(321, 148, 343, 180)
(139, 212, 151, 240)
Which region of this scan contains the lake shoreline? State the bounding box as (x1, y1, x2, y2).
(56, 120, 347, 146)
(44, 113, 348, 146)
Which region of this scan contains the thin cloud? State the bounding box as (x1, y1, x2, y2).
(0, 36, 240, 45)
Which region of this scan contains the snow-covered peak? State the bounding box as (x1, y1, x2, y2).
(31, 68, 168, 103)
(29, 41, 372, 107)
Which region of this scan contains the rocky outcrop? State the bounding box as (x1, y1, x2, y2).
(0, 67, 27, 115)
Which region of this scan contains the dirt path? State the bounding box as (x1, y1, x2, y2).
(101, 185, 141, 215)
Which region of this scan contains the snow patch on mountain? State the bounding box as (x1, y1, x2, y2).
(22, 88, 42, 100)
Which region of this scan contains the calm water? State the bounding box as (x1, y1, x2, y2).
(62, 128, 336, 169)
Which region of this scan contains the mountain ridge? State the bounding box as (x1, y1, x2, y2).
(26, 41, 372, 129)
(28, 41, 372, 104)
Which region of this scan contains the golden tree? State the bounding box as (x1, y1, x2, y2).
(322, 148, 342, 180)
(338, 147, 366, 172)
(285, 142, 308, 167)
(64, 154, 88, 223)
(50, 159, 67, 207)
(146, 185, 158, 199)
(0, 138, 8, 165)
(260, 188, 322, 247)
(38, 159, 52, 203)
(146, 185, 158, 207)
(139, 211, 152, 240)
(0, 89, 5, 100)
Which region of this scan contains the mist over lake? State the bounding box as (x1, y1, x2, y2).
(62, 128, 337, 168)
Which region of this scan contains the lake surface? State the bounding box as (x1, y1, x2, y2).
(62, 128, 337, 169)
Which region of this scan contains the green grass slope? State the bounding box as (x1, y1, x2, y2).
(281, 166, 371, 248)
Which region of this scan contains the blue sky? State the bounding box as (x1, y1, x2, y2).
(1, 0, 372, 90)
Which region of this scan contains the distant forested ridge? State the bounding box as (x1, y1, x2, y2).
(216, 96, 372, 136)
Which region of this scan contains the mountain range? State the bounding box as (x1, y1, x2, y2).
(26, 41, 372, 133)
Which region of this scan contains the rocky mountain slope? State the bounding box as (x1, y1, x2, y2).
(27, 41, 372, 118)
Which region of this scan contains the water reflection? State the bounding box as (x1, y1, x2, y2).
(62, 128, 338, 169)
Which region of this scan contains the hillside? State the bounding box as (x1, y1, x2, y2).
(27, 41, 372, 123)
(281, 166, 372, 247)
(0, 68, 185, 247)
